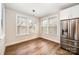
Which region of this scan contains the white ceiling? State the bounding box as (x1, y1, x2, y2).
(5, 3, 78, 17)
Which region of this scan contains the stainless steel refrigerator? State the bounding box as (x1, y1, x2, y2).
(61, 18, 79, 54)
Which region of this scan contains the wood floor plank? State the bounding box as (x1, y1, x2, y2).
(5, 38, 73, 55)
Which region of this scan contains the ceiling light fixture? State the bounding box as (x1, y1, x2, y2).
(32, 9, 35, 16)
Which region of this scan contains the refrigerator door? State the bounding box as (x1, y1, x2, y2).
(69, 19, 76, 40)
(61, 20, 69, 38)
(74, 19, 79, 40)
(77, 19, 79, 40)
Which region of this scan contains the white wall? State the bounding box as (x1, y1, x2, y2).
(5, 8, 40, 46)
(5, 8, 60, 46)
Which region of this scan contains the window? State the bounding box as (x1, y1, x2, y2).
(41, 15, 58, 36)
(28, 18, 36, 34)
(49, 16, 57, 36)
(16, 14, 36, 36)
(16, 16, 27, 35)
(41, 19, 49, 34)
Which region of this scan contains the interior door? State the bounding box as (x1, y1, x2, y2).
(0, 3, 5, 55)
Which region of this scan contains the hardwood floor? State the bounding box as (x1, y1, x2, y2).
(5, 38, 73, 55)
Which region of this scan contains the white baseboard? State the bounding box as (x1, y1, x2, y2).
(5, 35, 39, 46)
(40, 34, 60, 44)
